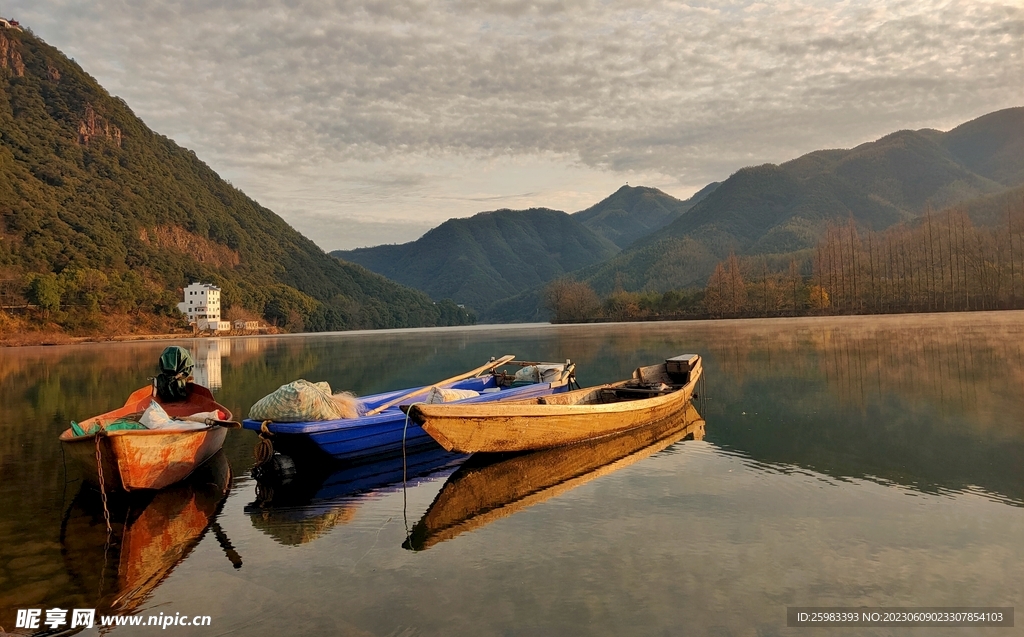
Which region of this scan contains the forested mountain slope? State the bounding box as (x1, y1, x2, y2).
(0, 26, 465, 333)
(333, 208, 619, 312)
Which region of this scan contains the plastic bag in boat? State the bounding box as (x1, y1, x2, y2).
(514, 364, 565, 383)
(140, 400, 209, 430)
(248, 379, 363, 422)
(424, 387, 480, 404)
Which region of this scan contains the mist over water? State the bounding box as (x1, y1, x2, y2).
(2, 312, 1022, 635)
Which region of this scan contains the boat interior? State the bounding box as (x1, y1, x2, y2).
(535, 356, 700, 406)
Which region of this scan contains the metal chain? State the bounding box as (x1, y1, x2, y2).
(94, 433, 112, 535)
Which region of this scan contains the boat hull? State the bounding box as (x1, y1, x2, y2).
(59, 385, 232, 491)
(243, 373, 574, 462)
(411, 358, 702, 453)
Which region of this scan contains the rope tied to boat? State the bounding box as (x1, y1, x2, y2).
(94, 432, 112, 535)
(401, 403, 425, 537)
(253, 420, 275, 469)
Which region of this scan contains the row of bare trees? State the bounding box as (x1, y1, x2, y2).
(546, 197, 1024, 322)
(814, 206, 1024, 314)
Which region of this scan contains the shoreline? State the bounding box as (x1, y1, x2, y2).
(0, 330, 272, 348)
(3, 308, 1022, 349)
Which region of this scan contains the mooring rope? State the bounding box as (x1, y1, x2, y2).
(253, 420, 275, 468)
(401, 406, 414, 534)
(401, 401, 426, 536)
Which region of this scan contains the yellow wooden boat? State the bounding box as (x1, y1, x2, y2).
(407, 354, 702, 453)
(404, 403, 705, 550)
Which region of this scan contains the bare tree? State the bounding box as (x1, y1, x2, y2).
(544, 279, 602, 322)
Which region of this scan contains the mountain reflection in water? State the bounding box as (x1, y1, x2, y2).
(3, 314, 1024, 636)
(404, 402, 705, 551)
(694, 316, 1024, 506)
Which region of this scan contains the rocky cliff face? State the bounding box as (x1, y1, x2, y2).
(139, 225, 240, 268)
(78, 103, 122, 147)
(0, 30, 25, 76)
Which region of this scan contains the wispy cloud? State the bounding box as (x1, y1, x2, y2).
(9, 0, 1022, 249)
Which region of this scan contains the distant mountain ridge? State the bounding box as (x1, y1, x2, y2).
(580, 107, 1024, 293)
(337, 107, 1023, 319)
(0, 26, 466, 333)
(333, 208, 619, 313)
(572, 183, 718, 249)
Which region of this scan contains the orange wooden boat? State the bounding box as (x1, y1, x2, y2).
(407, 354, 702, 453)
(59, 384, 235, 491)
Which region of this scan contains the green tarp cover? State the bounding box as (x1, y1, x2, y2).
(156, 346, 194, 401)
(70, 418, 147, 437)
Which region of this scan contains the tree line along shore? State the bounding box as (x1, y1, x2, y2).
(545, 201, 1024, 323)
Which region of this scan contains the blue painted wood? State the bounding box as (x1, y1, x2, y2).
(242, 375, 568, 462)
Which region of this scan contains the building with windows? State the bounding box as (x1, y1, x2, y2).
(177, 282, 230, 331)
(233, 319, 261, 331)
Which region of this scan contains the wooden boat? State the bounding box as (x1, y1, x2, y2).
(59, 383, 235, 491)
(60, 451, 238, 615)
(241, 356, 577, 462)
(407, 354, 702, 453)
(404, 402, 705, 550)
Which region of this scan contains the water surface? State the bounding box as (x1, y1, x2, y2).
(2, 312, 1023, 635)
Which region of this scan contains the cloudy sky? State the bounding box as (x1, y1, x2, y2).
(9, 1, 1022, 250)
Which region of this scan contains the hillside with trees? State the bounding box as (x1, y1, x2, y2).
(332, 208, 619, 314)
(0, 26, 473, 343)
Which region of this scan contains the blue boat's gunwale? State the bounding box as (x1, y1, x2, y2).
(242, 372, 572, 461)
(242, 376, 500, 435)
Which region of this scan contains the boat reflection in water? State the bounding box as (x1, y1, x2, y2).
(59, 451, 237, 616)
(246, 445, 468, 546)
(404, 403, 705, 551)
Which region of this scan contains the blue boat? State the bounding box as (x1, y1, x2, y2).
(242, 357, 576, 463)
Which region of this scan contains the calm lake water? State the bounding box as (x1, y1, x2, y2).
(2, 312, 1023, 636)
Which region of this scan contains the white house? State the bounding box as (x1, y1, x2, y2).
(177, 282, 230, 331)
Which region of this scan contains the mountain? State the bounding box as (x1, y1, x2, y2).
(938, 107, 1024, 187)
(0, 26, 467, 334)
(333, 208, 619, 313)
(579, 108, 1024, 292)
(572, 183, 718, 249)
